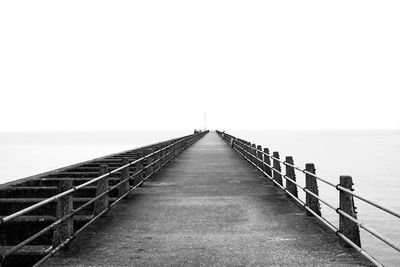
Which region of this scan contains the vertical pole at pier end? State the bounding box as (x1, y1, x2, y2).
(53, 179, 73, 249)
(305, 163, 321, 216)
(94, 165, 109, 216)
(272, 152, 283, 186)
(119, 158, 130, 199)
(256, 145, 263, 170)
(263, 148, 272, 178)
(285, 156, 298, 198)
(339, 175, 361, 247)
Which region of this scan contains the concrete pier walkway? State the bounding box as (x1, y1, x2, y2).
(44, 133, 369, 266)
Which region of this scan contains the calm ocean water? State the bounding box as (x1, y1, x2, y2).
(0, 130, 399, 265)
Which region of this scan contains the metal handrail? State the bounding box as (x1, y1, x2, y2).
(236, 137, 400, 254)
(0, 132, 206, 266)
(32, 135, 202, 267)
(336, 185, 400, 219)
(229, 141, 383, 267)
(216, 130, 400, 267)
(228, 135, 400, 219)
(0, 136, 187, 225)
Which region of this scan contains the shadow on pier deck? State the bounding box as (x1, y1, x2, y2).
(41, 133, 369, 266)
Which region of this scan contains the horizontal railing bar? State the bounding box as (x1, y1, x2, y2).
(337, 209, 400, 253)
(0, 136, 192, 224)
(283, 175, 304, 190)
(3, 145, 178, 257)
(234, 139, 338, 188)
(225, 136, 383, 267)
(303, 170, 337, 188)
(303, 188, 336, 211)
(336, 185, 400, 219)
(5, 134, 202, 265)
(231, 135, 400, 220)
(31, 134, 199, 267)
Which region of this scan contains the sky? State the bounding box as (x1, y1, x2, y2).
(1, 1, 399, 131)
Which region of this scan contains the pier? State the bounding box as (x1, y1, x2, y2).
(1, 131, 398, 266)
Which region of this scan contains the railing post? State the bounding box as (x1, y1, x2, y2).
(94, 165, 109, 216)
(251, 144, 256, 164)
(246, 142, 251, 159)
(53, 179, 73, 249)
(153, 146, 160, 171)
(230, 138, 235, 148)
(173, 142, 178, 157)
(285, 156, 298, 198)
(164, 143, 171, 163)
(135, 152, 144, 187)
(160, 145, 166, 167)
(305, 163, 321, 216)
(339, 175, 361, 247)
(118, 158, 130, 198)
(237, 139, 243, 154)
(169, 143, 174, 159)
(272, 152, 282, 186)
(256, 145, 263, 170)
(144, 148, 154, 178)
(263, 148, 272, 178)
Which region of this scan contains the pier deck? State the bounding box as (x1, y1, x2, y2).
(43, 133, 369, 266)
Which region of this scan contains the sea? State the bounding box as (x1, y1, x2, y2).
(0, 130, 399, 266)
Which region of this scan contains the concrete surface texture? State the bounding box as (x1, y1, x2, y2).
(43, 132, 370, 266)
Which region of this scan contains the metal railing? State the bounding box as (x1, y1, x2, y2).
(216, 130, 400, 267)
(0, 131, 208, 267)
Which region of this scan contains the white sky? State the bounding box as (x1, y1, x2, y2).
(1, 1, 399, 131)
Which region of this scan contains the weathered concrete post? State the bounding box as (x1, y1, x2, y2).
(173, 141, 178, 157)
(135, 151, 144, 187)
(118, 158, 130, 198)
(240, 140, 245, 154)
(263, 148, 272, 178)
(251, 144, 256, 164)
(246, 142, 250, 159)
(339, 175, 361, 247)
(145, 148, 154, 177)
(165, 142, 171, 163)
(160, 145, 166, 167)
(157, 145, 163, 170)
(256, 145, 263, 170)
(94, 165, 109, 216)
(53, 179, 73, 249)
(238, 139, 244, 154)
(272, 152, 283, 186)
(305, 163, 321, 216)
(153, 146, 160, 171)
(285, 156, 298, 198)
